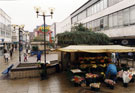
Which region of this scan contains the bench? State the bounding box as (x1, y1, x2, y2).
(2, 64, 14, 74)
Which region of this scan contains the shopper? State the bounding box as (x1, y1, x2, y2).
(106, 63, 117, 81)
(111, 53, 117, 63)
(4, 52, 10, 62)
(9, 48, 13, 59)
(24, 53, 28, 62)
(37, 51, 41, 62)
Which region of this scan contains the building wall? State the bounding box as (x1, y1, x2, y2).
(70, 0, 135, 38)
(0, 8, 12, 43)
(60, 16, 71, 32)
(51, 16, 71, 37)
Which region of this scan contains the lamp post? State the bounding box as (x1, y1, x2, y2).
(12, 24, 24, 63)
(34, 7, 54, 78)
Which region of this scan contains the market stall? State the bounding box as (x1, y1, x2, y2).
(57, 45, 135, 91)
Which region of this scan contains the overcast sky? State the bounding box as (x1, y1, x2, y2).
(0, 0, 88, 32)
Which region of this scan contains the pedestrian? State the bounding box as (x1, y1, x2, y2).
(128, 52, 133, 59)
(26, 48, 28, 53)
(37, 51, 41, 62)
(106, 62, 117, 82)
(9, 48, 13, 59)
(3, 48, 7, 53)
(111, 53, 117, 63)
(24, 53, 28, 62)
(4, 52, 10, 62)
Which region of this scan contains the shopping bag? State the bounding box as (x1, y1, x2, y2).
(122, 71, 132, 83)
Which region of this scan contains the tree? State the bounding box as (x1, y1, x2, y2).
(57, 23, 110, 47)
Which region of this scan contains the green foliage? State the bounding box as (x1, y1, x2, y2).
(71, 23, 90, 32)
(57, 23, 110, 47)
(32, 46, 39, 51)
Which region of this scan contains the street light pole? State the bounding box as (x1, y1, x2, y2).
(34, 7, 54, 79)
(19, 28, 21, 62)
(12, 24, 24, 63)
(43, 15, 47, 66)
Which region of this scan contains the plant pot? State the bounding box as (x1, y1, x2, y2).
(74, 83, 80, 87)
(90, 87, 100, 91)
(109, 85, 114, 89)
(123, 83, 128, 88)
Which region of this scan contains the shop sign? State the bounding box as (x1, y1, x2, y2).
(121, 40, 128, 45)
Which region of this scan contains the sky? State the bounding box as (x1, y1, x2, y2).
(0, 0, 88, 32)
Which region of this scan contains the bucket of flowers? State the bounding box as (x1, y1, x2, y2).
(71, 75, 85, 87)
(104, 79, 116, 89)
(89, 83, 101, 91)
(85, 73, 99, 86)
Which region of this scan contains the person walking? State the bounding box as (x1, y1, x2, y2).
(37, 51, 41, 62)
(9, 48, 13, 59)
(24, 53, 28, 62)
(4, 52, 10, 62)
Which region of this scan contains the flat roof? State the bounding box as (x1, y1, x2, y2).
(70, 0, 91, 15)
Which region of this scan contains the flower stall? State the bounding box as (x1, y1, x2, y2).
(57, 45, 135, 91)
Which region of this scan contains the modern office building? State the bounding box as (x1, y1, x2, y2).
(70, 0, 135, 45)
(0, 8, 12, 55)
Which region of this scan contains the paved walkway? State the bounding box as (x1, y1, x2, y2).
(0, 51, 135, 93)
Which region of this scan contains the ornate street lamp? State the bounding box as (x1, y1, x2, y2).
(34, 6, 54, 78)
(12, 24, 25, 63)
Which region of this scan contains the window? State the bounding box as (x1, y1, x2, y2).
(92, 6, 94, 14)
(72, 16, 78, 24)
(97, 19, 100, 31)
(100, 0, 104, 10)
(94, 4, 97, 13)
(87, 22, 92, 29)
(109, 0, 114, 6)
(123, 8, 130, 26)
(97, 2, 100, 12)
(87, 7, 92, 16)
(103, 0, 108, 9)
(94, 20, 98, 31)
(130, 6, 135, 25)
(118, 11, 123, 26)
(104, 16, 109, 30)
(100, 18, 104, 30)
(112, 13, 118, 27)
(92, 21, 95, 31)
(109, 14, 113, 28)
(89, 22, 92, 30)
(78, 10, 86, 21)
(83, 24, 87, 28)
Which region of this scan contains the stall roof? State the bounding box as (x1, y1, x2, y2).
(57, 45, 135, 53)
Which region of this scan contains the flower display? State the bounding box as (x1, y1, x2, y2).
(99, 64, 106, 68)
(90, 83, 101, 88)
(86, 73, 99, 78)
(71, 75, 85, 84)
(104, 79, 116, 85)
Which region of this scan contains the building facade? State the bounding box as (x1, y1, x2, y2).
(70, 0, 135, 45)
(0, 8, 12, 55)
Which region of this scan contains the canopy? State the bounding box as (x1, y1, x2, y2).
(57, 45, 135, 53)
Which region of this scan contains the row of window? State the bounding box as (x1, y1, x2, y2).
(71, 0, 124, 24)
(0, 22, 11, 37)
(85, 5, 135, 31)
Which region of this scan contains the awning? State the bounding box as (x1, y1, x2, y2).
(0, 45, 4, 47)
(57, 45, 135, 53)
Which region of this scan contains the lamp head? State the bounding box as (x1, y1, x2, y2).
(49, 8, 54, 18)
(34, 6, 41, 18)
(41, 10, 46, 16)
